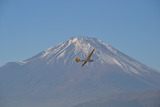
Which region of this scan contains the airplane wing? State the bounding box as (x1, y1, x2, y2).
(82, 61, 87, 67)
(87, 49, 95, 60)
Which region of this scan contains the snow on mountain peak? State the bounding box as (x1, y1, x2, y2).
(23, 36, 154, 75)
(41, 37, 97, 58)
(36, 37, 127, 66)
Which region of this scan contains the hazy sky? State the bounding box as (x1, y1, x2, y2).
(0, 0, 160, 71)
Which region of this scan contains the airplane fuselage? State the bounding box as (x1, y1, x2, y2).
(75, 49, 95, 67)
(86, 59, 94, 62)
(79, 59, 94, 62)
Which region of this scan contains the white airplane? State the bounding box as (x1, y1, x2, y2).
(75, 49, 95, 67)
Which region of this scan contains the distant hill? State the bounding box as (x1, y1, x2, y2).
(73, 90, 160, 107)
(0, 37, 160, 107)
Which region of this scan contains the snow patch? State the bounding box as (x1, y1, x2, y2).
(71, 38, 78, 43)
(57, 50, 66, 59)
(111, 58, 123, 67)
(17, 61, 28, 65)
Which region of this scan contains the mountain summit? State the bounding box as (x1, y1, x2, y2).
(0, 37, 160, 107)
(22, 36, 159, 75)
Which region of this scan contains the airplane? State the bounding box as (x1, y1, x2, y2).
(75, 49, 95, 67)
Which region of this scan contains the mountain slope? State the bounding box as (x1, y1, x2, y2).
(0, 37, 160, 107)
(73, 90, 160, 107)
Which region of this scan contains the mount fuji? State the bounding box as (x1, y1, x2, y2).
(0, 37, 160, 107)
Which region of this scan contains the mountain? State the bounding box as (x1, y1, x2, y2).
(0, 36, 160, 107)
(73, 90, 160, 107)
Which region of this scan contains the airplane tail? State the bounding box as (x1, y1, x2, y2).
(75, 58, 80, 62)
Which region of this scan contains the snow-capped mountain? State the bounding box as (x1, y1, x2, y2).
(0, 37, 160, 107)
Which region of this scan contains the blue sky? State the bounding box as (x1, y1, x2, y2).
(0, 0, 160, 71)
